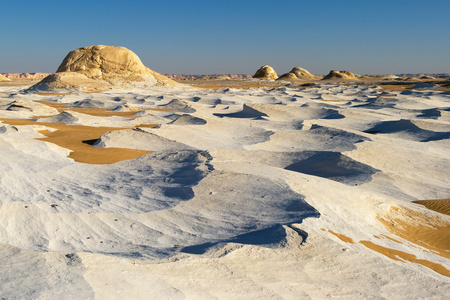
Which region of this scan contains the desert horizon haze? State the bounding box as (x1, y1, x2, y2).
(1, 0, 450, 75)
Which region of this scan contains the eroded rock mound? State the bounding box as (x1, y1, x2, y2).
(277, 72, 299, 81)
(323, 70, 357, 80)
(290, 67, 321, 79)
(0, 74, 11, 82)
(277, 67, 321, 81)
(30, 45, 179, 92)
(253, 65, 278, 80)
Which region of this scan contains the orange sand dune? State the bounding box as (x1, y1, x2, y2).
(414, 199, 450, 216)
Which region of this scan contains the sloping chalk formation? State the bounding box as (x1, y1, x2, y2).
(323, 70, 357, 80)
(253, 65, 278, 80)
(278, 67, 322, 81)
(29, 45, 179, 91)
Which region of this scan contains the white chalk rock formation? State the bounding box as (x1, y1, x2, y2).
(290, 67, 321, 79)
(253, 65, 278, 80)
(323, 70, 357, 80)
(277, 72, 299, 81)
(30, 45, 179, 91)
(0, 74, 11, 82)
(277, 67, 321, 81)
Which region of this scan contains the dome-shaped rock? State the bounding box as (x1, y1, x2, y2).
(323, 70, 357, 80)
(30, 45, 179, 92)
(277, 67, 321, 81)
(290, 67, 321, 79)
(253, 65, 278, 80)
(276, 72, 299, 81)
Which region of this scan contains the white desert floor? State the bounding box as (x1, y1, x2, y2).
(0, 82, 449, 299)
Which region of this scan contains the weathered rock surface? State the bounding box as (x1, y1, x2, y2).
(253, 65, 278, 80)
(277, 67, 321, 81)
(29, 45, 179, 91)
(323, 70, 357, 80)
(290, 67, 321, 79)
(0, 74, 10, 82)
(277, 72, 299, 81)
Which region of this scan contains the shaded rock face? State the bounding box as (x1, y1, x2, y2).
(30, 45, 179, 91)
(323, 70, 357, 80)
(277, 67, 321, 81)
(253, 65, 278, 80)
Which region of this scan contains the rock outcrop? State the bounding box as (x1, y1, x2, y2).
(323, 70, 357, 80)
(253, 65, 278, 80)
(290, 67, 321, 79)
(277, 72, 299, 81)
(0, 74, 10, 82)
(277, 67, 321, 81)
(30, 45, 179, 92)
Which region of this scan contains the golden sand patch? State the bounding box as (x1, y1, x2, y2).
(327, 230, 355, 244)
(413, 199, 450, 216)
(35, 101, 139, 118)
(377, 205, 450, 259)
(0, 118, 153, 164)
(322, 227, 449, 277)
(360, 240, 450, 277)
(374, 234, 403, 244)
(35, 101, 179, 118)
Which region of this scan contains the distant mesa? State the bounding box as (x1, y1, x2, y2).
(29, 45, 179, 92)
(277, 67, 321, 81)
(253, 65, 278, 80)
(323, 70, 357, 80)
(1, 73, 50, 80)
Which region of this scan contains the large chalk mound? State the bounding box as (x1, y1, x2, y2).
(323, 70, 357, 80)
(30, 45, 179, 91)
(277, 67, 321, 81)
(253, 65, 278, 80)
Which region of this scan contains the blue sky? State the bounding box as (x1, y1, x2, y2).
(1, 0, 449, 75)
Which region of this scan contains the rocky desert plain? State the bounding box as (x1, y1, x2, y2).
(0, 45, 450, 299)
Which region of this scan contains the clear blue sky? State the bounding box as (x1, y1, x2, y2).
(1, 0, 449, 75)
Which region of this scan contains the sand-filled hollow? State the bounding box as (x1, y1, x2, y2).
(0, 118, 153, 164)
(360, 240, 450, 277)
(325, 229, 355, 244)
(35, 101, 171, 118)
(377, 206, 450, 259)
